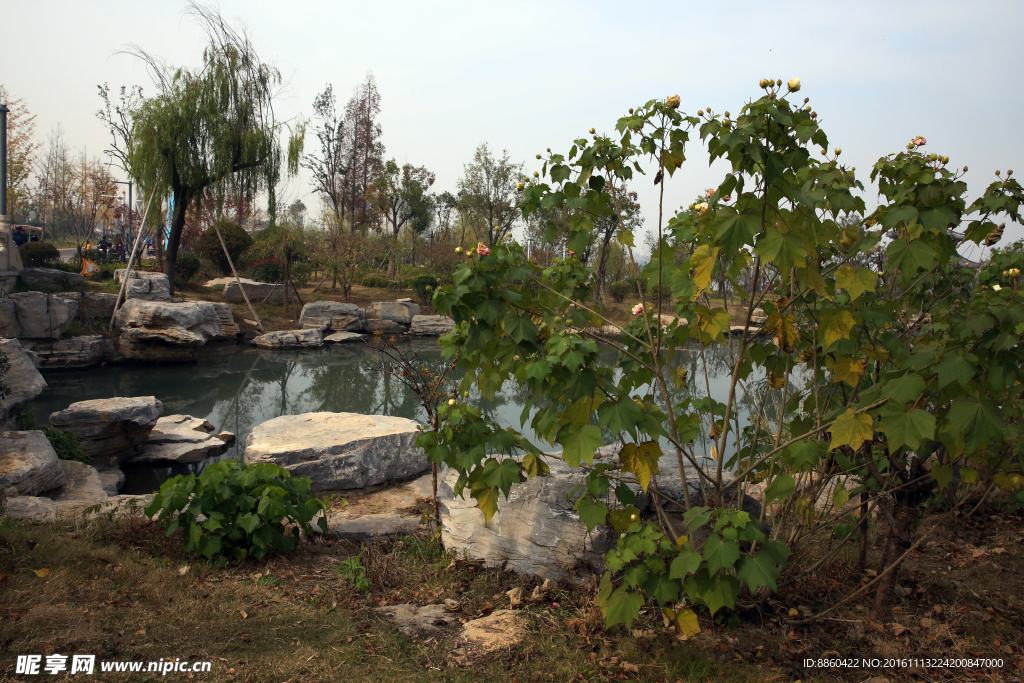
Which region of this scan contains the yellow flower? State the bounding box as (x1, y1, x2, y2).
(787, 77, 801, 92)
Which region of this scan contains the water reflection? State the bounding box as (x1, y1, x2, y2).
(29, 338, 773, 494)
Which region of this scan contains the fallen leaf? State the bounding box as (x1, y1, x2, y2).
(788, 608, 799, 618)
(9, 611, 23, 619)
(891, 623, 907, 636)
(179, 566, 190, 576)
(0, 572, 7, 583)
(33, 568, 50, 578)
(920, 617, 933, 628)
(240, 610, 248, 620)
(135, 628, 146, 635)
(506, 587, 522, 609)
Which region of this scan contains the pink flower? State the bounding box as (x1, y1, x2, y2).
(913, 136, 927, 147)
(632, 303, 644, 315)
(706, 188, 715, 198)
(476, 242, 490, 256)
(723, 195, 731, 201)
(568, 250, 575, 256)
(552, 602, 560, 608)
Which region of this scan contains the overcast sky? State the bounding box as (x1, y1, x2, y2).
(5, 0, 1023, 257)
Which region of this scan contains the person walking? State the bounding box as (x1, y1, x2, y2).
(11, 226, 28, 247)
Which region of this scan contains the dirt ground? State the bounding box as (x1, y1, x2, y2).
(1, 494, 1021, 683)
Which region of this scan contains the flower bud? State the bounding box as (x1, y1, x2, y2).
(963, 166, 968, 172)
(835, 148, 842, 155)
(907, 143, 915, 150)
(996, 170, 1001, 176)
(928, 153, 937, 161)
(666, 95, 680, 109)
(820, 149, 827, 155)
(787, 77, 801, 92)
(628, 107, 634, 114)
(759, 78, 768, 88)
(455, 247, 462, 254)
(533, 171, 539, 177)
(589, 127, 595, 134)
(705, 106, 711, 113)
(851, 166, 856, 171)
(697, 109, 704, 116)
(513, 355, 520, 361)
(769, 93, 776, 100)
(536, 153, 542, 159)
(463, 391, 469, 397)
(547, 148, 551, 152)
(776, 78, 782, 86)
(941, 156, 949, 164)
(811, 111, 817, 118)
(803, 97, 809, 103)
(516, 182, 524, 191)
(1009, 169, 1014, 176)
(448, 399, 456, 406)
(724, 111, 731, 118)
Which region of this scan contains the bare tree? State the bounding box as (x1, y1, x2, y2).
(301, 84, 348, 222)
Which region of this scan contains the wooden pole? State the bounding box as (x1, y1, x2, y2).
(108, 172, 163, 332)
(213, 221, 265, 334)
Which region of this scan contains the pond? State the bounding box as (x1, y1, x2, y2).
(29, 338, 769, 494)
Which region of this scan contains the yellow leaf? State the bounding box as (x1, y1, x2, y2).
(616, 230, 635, 247)
(240, 610, 248, 619)
(33, 568, 49, 578)
(470, 482, 500, 523)
(834, 266, 877, 300)
(619, 441, 662, 492)
(697, 306, 732, 339)
(821, 310, 856, 349)
(828, 408, 874, 452)
(764, 311, 797, 349)
(769, 374, 787, 390)
(135, 628, 146, 635)
(689, 245, 720, 293)
(675, 608, 701, 637)
(830, 356, 866, 386)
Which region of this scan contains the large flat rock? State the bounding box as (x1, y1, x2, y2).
(252, 328, 323, 349)
(299, 301, 365, 331)
(366, 301, 420, 324)
(125, 274, 171, 301)
(245, 412, 427, 491)
(21, 335, 106, 369)
(116, 299, 238, 361)
(49, 396, 163, 466)
(363, 319, 407, 334)
(327, 472, 434, 541)
(438, 458, 612, 582)
(127, 415, 232, 464)
(9, 292, 79, 339)
(0, 431, 66, 495)
(0, 339, 46, 424)
(20, 267, 85, 289)
(224, 280, 284, 305)
(410, 315, 455, 336)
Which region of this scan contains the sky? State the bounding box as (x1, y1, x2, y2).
(4, 0, 1024, 258)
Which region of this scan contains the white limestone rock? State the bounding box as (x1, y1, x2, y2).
(224, 280, 284, 305)
(323, 331, 366, 343)
(245, 412, 427, 491)
(49, 396, 163, 466)
(128, 415, 232, 464)
(409, 315, 455, 336)
(252, 328, 323, 349)
(0, 431, 66, 495)
(299, 301, 365, 331)
(365, 301, 420, 324)
(0, 339, 47, 423)
(19, 267, 85, 289)
(9, 291, 79, 339)
(21, 335, 105, 368)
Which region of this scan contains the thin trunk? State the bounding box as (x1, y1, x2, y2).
(164, 185, 189, 297)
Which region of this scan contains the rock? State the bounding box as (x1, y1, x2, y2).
(375, 604, 453, 635)
(49, 396, 163, 466)
(363, 319, 407, 334)
(299, 301, 365, 331)
(0, 339, 47, 423)
(327, 472, 434, 540)
(4, 490, 153, 523)
(438, 459, 612, 582)
(9, 291, 79, 338)
(125, 274, 172, 301)
(410, 315, 455, 336)
(0, 297, 20, 337)
(50, 459, 110, 502)
(204, 276, 260, 288)
(127, 415, 232, 464)
(224, 280, 284, 305)
(21, 335, 105, 368)
(96, 465, 125, 495)
(252, 328, 323, 349)
(77, 292, 119, 319)
(365, 301, 420, 324)
(245, 412, 427, 491)
(324, 331, 366, 343)
(115, 299, 239, 361)
(19, 267, 85, 289)
(114, 269, 164, 283)
(456, 611, 528, 655)
(0, 431, 66, 495)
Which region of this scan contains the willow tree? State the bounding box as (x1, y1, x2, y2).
(127, 4, 301, 292)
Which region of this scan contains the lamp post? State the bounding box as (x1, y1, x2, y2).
(112, 180, 132, 247)
(0, 101, 20, 276)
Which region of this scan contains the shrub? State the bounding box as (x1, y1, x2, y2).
(15, 406, 89, 463)
(249, 256, 285, 283)
(19, 241, 60, 267)
(175, 251, 202, 285)
(292, 261, 313, 287)
(145, 459, 326, 566)
(198, 222, 253, 274)
(411, 274, 440, 305)
(607, 281, 632, 302)
(361, 275, 389, 288)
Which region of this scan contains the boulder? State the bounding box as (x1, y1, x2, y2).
(3, 459, 151, 523)
(0, 431, 66, 495)
(127, 415, 232, 464)
(21, 335, 105, 368)
(224, 280, 284, 305)
(0, 339, 47, 423)
(252, 328, 323, 349)
(19, 267, 85, 290)
(438, 459, 612, 582)
(95, 465, 125, 495)
(366, 301, 420, 324)
(245, 412, 427, 491)
(364, 319, 407, 334)
(48, 459, 109, 502)
(114, 269, 165, 284)
(327, 472, 434, 540)
(410, 315, 455, 336)
(0, 297, 20, 337)
(49, 396, 163, 466)
(77, 292, 119, 319)
(324, 331, 366, 343)
(115, 299, 239, 361)
(9, 291, 79, 338)
(125, 274, 171, 301)
(299, 301, 365, 331)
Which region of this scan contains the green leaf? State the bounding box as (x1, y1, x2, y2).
(886, 239, 937, 274)
(819, 309, 856, 350)
(556, 424, 604, 467)
(574, 495, 609, 533)
(713, 208, 761, 252)
(608, 505, 642, 532)
(834, 266, 877, 300)
(702, 534, 741, 574)
(947, 399, 1004, 453)
(736, 552, 783, 592)
(470, 481, 500, 523)
(482, 458, 521, 498)
(522, 452, 550, 478)
(832, 482, 850, 511)
(881, 373, 926, 403)
(763, 473, 796, 505)
(754, 228, 808, 272)
(616, 229, 635, 247)
(619, 441, 662, 492)
(644, 573, 681, 606)
(685, 571, 740, 616)
(932, 463, 954, 491)
(597, 582, 645, 629)
(879, 406, 935, 451)
(504, 314, 538, 343)
(614, 483, 636, 506)
(669, 549, 702, 579)
(937, 352, 978, 389)
(829, 408, 874, 452)
(674, 608, 701, 637)
(597, 398, 644, 440)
